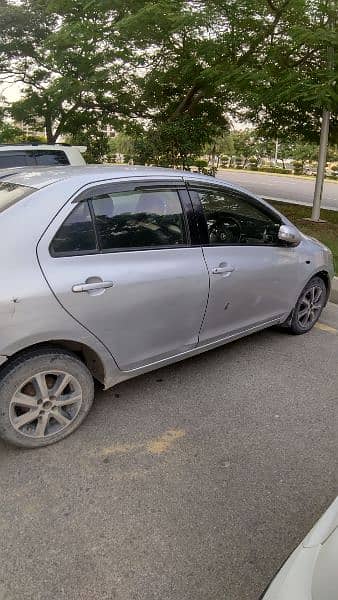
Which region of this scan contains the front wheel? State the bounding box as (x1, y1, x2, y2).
(286, 276, 327, 335)
(0, 347, 94, 448)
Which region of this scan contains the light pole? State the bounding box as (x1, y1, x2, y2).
(311, 0, 335, 221)
(311, 110, 330, 221)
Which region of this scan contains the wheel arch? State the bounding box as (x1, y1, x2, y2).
(0, 339, 117, 388)
(313, 269, 331, 304)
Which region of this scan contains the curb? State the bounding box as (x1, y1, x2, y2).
(330, 277, 338, 305)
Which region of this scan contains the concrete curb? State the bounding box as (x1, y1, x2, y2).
(330, 277, 338, 305)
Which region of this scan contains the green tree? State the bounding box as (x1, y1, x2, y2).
(0, 0, 147, 142)
(1, 0, 336, 160)
(0, 118, 24, 143)
(108, 133, 135, 162)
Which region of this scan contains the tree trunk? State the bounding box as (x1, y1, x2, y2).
(45, 115, 54, 144)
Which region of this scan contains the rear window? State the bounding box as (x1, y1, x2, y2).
(0, 182, 35, 214)
(34, 150, 69, 166)
(0, 149, 69, 168)
(0, 151, 33, 168)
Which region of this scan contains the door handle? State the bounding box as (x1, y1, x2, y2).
(212, 266, 235, 275)
(72, 281, 114, 293)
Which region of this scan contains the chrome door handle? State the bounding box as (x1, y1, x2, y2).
(212, 266, 235, 275)
(72, 281, 114, 293)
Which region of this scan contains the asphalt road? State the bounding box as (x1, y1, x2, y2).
(218, 170, 338, 211)
(1, 306, 338, 600)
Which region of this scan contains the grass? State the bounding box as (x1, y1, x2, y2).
(269, 200, 338, 275)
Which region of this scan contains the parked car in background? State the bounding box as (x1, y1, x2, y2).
(0, 166, 334, 448)
(260, 496, 338, 600)
(0, 143, 86, 168)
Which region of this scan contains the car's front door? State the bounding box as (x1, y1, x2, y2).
(38, 179, 209, 371)
(187, 183, 303, 343)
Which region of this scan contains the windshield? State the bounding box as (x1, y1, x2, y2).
(0, 181, 35, 214)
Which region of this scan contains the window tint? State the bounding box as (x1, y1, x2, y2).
(91, 189, 187, 250)
(50, 201, 96, 255)
(0, 152, 31, 168)
(34, 150, 69, 166)
(196, 188, 280, 245)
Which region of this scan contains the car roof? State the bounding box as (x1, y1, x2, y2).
(0, 143, 74, 150)
(0, 165, 238, 190)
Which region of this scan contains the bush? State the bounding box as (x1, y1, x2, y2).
(220, 155, 230, 168)
(248, 156, 258, 167)
(330, 164, 338, 178)
(258, 166, 292, 174)
(293, 160, 303, 175)
(194, 159, 208, 172)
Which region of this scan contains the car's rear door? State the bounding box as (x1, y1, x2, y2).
(38, 179, 209, 371)
(187, 182, 303, 343)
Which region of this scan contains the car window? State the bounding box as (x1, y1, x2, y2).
(196, 187, 281, 245)
(50, 201, 97, 255)
(0, 151, 34, 168)
(91, 189, 187, 250)
(34, 150, 70, 166)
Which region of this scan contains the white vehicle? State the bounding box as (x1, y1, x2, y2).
(0, 143, 86, 168)
(261, 496, 338, 600)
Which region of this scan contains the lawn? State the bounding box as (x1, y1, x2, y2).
(269, 201, 338, 275)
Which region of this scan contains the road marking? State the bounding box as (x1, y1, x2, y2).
(315, 322, 338, 334)
(101, 428, 186, 458)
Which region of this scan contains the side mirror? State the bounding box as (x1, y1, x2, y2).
(278, 224, 302, 246)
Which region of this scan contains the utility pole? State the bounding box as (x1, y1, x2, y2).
(311, 0, 335, 221)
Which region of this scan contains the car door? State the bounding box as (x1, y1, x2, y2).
(187, 182, 303, 343)
(38, 179, 209, 371)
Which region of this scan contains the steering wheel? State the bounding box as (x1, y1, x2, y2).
(209, 216, 241, 244)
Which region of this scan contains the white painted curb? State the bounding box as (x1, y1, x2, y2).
(331, 277, 338, 305)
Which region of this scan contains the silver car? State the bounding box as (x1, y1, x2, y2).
(0, 166, 333, 448)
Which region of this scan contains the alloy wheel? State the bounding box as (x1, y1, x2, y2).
(296, 284, 324, 329)
(9, 370, 83, 439)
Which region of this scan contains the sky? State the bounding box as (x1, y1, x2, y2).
(0, 81, 22, 103)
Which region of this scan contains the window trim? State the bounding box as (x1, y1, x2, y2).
(186, 182, 283, 248)
(50, 180, 194, 257)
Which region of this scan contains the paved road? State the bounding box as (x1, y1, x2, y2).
(1, 306, 338, 600)
(218, 170, 338, 211)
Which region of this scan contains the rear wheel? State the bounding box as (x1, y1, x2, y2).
(0, 347, 94, 448)
(286, 276, 327, 335)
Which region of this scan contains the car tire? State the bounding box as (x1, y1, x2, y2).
(286, 276, 327, 335)
(0, 347, 94, 449)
